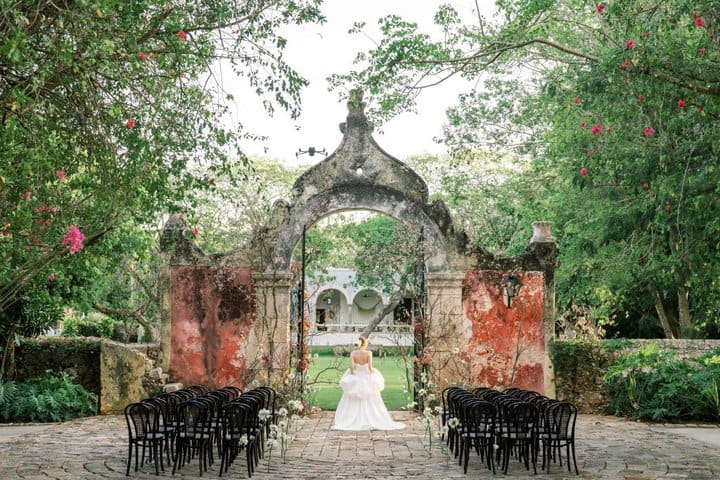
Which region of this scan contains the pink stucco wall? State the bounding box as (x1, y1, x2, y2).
(169, 266, 254, 389)
(462, 270, 546, 393)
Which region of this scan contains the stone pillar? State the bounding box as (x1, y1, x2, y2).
(156, 261, 172, 371)
(529, 221, 557, 398)
(252, 272, 294, 384)
(425, 272, 467, 388)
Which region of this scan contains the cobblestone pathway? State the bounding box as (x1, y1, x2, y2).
(0, 410, 718, 479)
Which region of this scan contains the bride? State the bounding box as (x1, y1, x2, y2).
(332, 336, 405, 430)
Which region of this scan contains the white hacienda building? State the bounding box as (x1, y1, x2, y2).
(305, 268, 415, 346)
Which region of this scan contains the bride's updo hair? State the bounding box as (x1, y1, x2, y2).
(355, 336, 368, 348)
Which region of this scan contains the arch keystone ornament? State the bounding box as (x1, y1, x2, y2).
(161, 91, 558, 400)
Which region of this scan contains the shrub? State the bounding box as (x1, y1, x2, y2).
(61, 312, 117, 339)
(0, 371, 97, 422)
(604, 343, 720, 422)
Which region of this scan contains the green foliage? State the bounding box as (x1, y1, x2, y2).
(0, 372, 97, 422)
(334, 0, 720, 338)
(61, 313, 117, 339)
(0, 0, 324, 337)
(604, 343, 720, 421)
(549, 339, 604, 380)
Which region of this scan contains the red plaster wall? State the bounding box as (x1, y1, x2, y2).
(169, 266, 255, 389)
(462, 270, 545, 394)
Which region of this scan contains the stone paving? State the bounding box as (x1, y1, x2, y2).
(0, 410, 718, 479)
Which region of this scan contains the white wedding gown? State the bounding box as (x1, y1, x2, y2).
(332, 356, 405, 431)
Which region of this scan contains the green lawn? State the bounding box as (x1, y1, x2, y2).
(306, 352, 414, 410)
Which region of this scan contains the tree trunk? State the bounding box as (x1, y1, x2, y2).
(676, 285, 693, 337)
(653, 290, 679, 339)
(91, 300, 155, 341)
(360, 290, 405, 340)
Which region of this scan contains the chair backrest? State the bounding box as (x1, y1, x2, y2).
(223, 402, 252, 437)
(549, 401, 578, 439)
(125, 402, 151, 439)
(176, 400, 212, 436)
(506, 402, 537, 435)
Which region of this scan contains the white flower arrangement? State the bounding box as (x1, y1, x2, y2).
(258, 408, 270, 422)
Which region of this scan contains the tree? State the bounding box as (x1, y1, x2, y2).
(0, 1, 324, 375)
(331, 0, 720, 338)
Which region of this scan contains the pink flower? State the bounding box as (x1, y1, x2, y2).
(48, 273, 56, 281)
(591, 124, 602, 134)
(177, 30, 188, 40)
(21, 188, 32, 200)
(699, 47, 706, 54)
(625, 40, 635, 50)
(56, 170, 66, 181)
(642, 183, 650, 190)
(637, 95, 644, 103)
(644, 127, 655, 137)
(138, 52, 147, 61)
(596, 3, 605, 14)
(697, 107, 703, 113)
(573, 96, 581, 105)
(126, 118, 135, 129)
(62, 226, 86, 254)
(580, 121, 586, 128)
(677, 99, 686, 108)
(580, 167, 588, 176)
(192, 228, 199, 236)
(695, 17, 704, 27)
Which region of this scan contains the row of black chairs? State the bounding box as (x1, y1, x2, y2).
(124, 385, 277, 477)
(441, 386, 579, 475)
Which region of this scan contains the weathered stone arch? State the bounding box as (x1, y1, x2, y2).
(266, 90, 457, 275)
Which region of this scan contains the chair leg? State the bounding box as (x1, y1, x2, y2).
(571, 440, 579, 474)
(126, 442, 133, 476)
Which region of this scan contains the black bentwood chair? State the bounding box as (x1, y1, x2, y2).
(539, 401, 579, 474)
(124, 402, 166, 476)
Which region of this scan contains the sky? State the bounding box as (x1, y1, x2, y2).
(221, 1, 495, 165)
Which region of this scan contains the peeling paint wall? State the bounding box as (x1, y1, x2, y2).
(462, 270, 546, 393)
(169, 266, 255, 389)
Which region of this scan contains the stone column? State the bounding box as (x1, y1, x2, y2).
(252, 272, 294, 384)
(156, 261, 172, 372)
(529, 221, 558, 398)
(425, 272, 467, 388)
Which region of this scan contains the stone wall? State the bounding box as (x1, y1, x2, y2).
(552, 339, 720, 413)
(15, 337, 159, 414)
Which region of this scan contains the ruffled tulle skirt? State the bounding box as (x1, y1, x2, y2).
(332, 365, 405, 431)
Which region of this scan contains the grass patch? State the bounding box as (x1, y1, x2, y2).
(306, 352, 413, 411)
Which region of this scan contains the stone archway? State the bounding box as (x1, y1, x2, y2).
(162, 91, 558, 397)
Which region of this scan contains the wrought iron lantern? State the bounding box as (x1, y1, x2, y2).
(501, 274, 522, 308)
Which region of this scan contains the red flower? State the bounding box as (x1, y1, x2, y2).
(625, 40, 635, 50)
(56, 170, 66, 181)
(644, 127, 655, 137)
(637, 94, 644, 103)
(699, 47, 706, 54)
(695, 17, 704, 27)
(580, 167, 588, 176)
(126, 118, 136, 129)
(573, 96, 581, 105)
(697, 107, 702, 113)
(677, 99, 686, 108)
(591, 124, 602, 135)
(48, 273, 56, 281)
(192, 227, 199, 236)
(619, 59, 632, 69)
(21, 188, 32, 200)
(596, 3, 605, 14)
(138, 52, 147, 61)
(580, 121, 586, 128)
(642, 183, 650, 190)
(62, 226, 85, 254)
(177, 30, 188, 40)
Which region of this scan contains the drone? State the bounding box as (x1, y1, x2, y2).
(296, 147, 327, 158)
